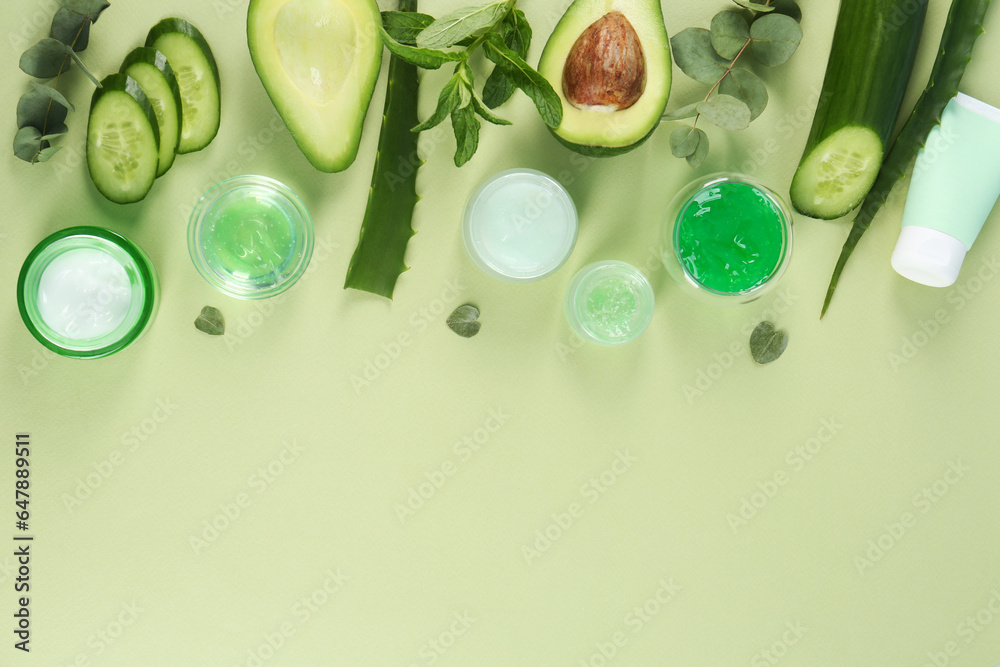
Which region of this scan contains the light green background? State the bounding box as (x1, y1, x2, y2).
(3, 1, 1000, 665)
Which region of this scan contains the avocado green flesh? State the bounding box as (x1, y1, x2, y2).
(247, 0, 383, 173)
(538, 0, 671, 155)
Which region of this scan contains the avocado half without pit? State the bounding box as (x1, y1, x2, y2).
(247, 0, 383, 173)
(538, 0, 671, 157)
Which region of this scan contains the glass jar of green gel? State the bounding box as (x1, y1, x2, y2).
(662, 173, 793, 304)
(565, 261, 655, 346)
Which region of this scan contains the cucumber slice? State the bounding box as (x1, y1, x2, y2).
(87, 74, 160, 204)
(120, 47, 182, 177)
(789, 127, 882, 220)
(789, 0, 927, 220)
(146, 18, 220, 154)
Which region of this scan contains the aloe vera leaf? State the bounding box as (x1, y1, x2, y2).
(344, 0, 421, 299)
(821, 0, 993, 317)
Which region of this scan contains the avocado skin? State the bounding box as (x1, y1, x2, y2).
(549, 125, 656, 158)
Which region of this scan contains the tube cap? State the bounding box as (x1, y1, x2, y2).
(891, 225, 968, 288)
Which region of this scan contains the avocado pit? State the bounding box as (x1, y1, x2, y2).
(562, 11, 647, 112)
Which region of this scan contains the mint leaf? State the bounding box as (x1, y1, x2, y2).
(451, 104, 480, 167)
(471, 89, 512, 125)
(482, 9, 531, 109)
(482, 33, 562, 127)
(416, 0, 512, 50)
(379, 24, 464, 69)
(412, 74, 464, 132)
(381, 10, 436, 45)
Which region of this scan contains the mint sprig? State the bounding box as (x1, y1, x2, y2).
(379, 1, 561, 167)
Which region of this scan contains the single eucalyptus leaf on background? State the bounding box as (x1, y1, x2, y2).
(749, 13, 803, 66)
(671, 28, 730, 85)
(482, 33, 562, 128)
(40, 129, 68, 140)
(663, 102, 700, 120)
(63, 0, 110, 20)
(687, 130, 710, 168)
(66, 48, 101, 86)
(416, 0, 512, 50)
(19, 38, 73, 78)
(30, 80, 75, 112)
(194, 306, 225, 336)
(412, 74, 464, 132)
(13, 126, 44, 162)
(710, 11, 750, 60)
(750, 321, 788, 364)
(17, 85, 71, 130)
(50, 7, 93, 51)
(732, 0, 775, 13)
(36, 145, 62, 162)
(447, 304, 481, 337)
(669, 125, 701, 158)
(379, 25, 465, 69)
(381, 10, 436, 44)
(719, 68, 768, 120)
(697, 94, 751, 131)
(451, 104, 481, 167)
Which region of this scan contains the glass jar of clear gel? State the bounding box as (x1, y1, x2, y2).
(17, 226, 159, 359)
(564, 261, 655, 346)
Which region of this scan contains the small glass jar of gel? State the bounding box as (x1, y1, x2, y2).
(17, 226, 159, 359)
(564, 261, 655, 346)
(188, 175, 314, 299)
(662, 173, 793, 305)
(463, 168, 578, 282)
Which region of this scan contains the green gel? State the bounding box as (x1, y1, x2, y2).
(675, 181, 787, 294)
(202, 194, 296, 281)
(585, 276, 640, 340)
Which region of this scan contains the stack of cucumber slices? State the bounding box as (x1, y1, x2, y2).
(87, 18, 220, 204)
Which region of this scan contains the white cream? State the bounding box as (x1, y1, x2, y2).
(37, 247, 133, 340)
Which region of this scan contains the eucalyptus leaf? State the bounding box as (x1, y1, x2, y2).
(710, 11, 750, 60)
(482, 9, 531, 109)
(416, 0, 512, 50)
(30, 80, 74, 112)
(697, 94, 751, 131)
(379, 24, 464, 70)
(719, 68, 768, 120)
(670, 28, 730, 85)
(770, 0, 802, 22)
(194, 306, 225, 336)
(50, 7, 92, 51)
(482, 33, 562, 128)
(40, 128, 68, 140)
(66, 48, 100, 86)
(750, 321, 788, 364)
(381, 10, 436, 45)
(663, 102, 700, 120)
(447, 304, 481, 337)
(732, 0, 775, 13)
(13, 126, 44, 163)
(19, 38, 73, 79)
(669, 126, 701, 158)
(749, 13, 802, 67)
(63, 0, 110, 20)
(412, 74, 464, 132)
(36, 145, 62, 162)
(687, 130, 710, 168)
(17, 86, 70, 131)
(451, 104, 480, 167)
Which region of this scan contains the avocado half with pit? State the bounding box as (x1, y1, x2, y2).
(247, 0, 382, 173)
(538, 0, 671, 157)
